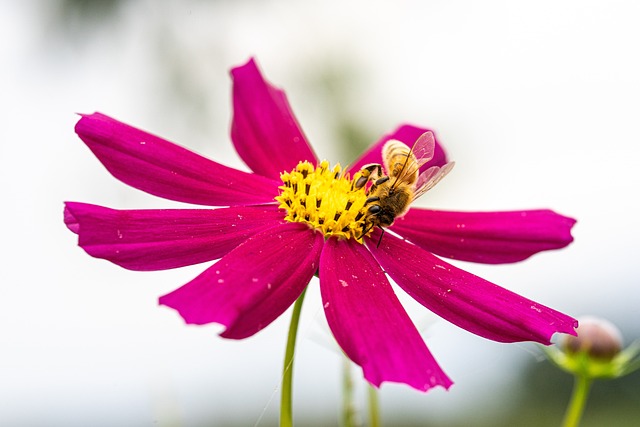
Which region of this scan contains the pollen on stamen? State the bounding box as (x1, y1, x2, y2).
(276, 160, 371, 242)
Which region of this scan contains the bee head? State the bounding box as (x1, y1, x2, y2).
(367, 205, 394, 227)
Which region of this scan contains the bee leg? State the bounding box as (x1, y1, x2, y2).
(365, 196, 380, 205)
(376, 228, 385, 248)
(374, 176, 389, 186)
(353, 175, 369, 190)
(353, 163, 383, 189)
(358, 223, 385, 247)
(365, 163, 383, 178)
(358, 222, 375, 240)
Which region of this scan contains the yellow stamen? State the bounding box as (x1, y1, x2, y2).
(276, 160, 370, 242)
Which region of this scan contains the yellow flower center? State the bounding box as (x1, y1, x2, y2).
(276, 160, 371, 242)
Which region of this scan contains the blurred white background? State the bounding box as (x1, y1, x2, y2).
(1, 0, 639, 426)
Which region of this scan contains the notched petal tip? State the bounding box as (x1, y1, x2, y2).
(230, 57, 258, 77)
(158, 293, 215, 326)
(63, 202, 80, 234)
(74, 112, 108, 136)
(365, 369, 454, 392)
(550, 318, 580, 342)
(558, 211, 577, 244)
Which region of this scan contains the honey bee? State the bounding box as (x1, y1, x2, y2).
(356, 131, 455, 242)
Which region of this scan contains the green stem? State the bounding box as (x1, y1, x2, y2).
(342, 357, 356, 427)
(562, 374, 593, 427)
(280, 288, 307, 427)
(367, 383, 381, 427)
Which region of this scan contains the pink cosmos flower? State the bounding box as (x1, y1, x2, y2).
(64, 58, 577, 392)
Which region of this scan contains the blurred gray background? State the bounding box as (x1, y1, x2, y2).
(1, 0, 638, 426)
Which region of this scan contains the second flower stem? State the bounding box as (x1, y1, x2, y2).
(342, 357, 356, 427)
(562, 374, 592, 427)
(280, 288, 307, 427)
(367, 383, 381, 427)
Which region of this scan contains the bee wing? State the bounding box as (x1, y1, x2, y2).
(412, 161, 455, 201)
(383, 131, 436, 184)
(408, 131, 436, 170)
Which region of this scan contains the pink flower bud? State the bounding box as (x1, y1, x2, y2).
(562, 316, 623, 360)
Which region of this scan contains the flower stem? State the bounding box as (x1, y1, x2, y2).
(367, 383, 381, 427)
(342, 357, 356, 427)
(280, 288, 307, 427)
(562, 374, 592, 427)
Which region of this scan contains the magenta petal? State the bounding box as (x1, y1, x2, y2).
(348, 125, 448, 173)
(75, 113, 279, 206)
(368, 232, 578, 344)
(391, 208, 576, 264)
(159, 223, 323, 339)
(64, 202, 284, 271)
(320, 238, 452, 391)
(231, 58, 317, 180)
(64, 206, 80, 234)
